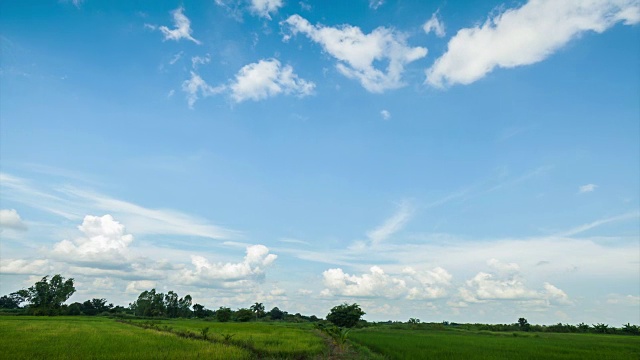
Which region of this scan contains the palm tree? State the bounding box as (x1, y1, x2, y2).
(250, 302, 265, 321)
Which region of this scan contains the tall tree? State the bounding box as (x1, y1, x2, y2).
(250, 302, 265, 320)
(19, 275, 75, 315)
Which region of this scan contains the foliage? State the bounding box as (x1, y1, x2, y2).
(326, 303, 365, 328)
(0, 293, 24, 309)
(268, 306, 285, 320)
(250, 302, 265, 320)
(12, 275, 76, 315)
(128, 289, 192, 318)
(235, 308, 254, 322)
(518, 317, 531, 332)
(216, 307, 232, 322)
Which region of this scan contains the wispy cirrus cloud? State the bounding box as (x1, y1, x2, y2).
(0, 172, 239, 240)
(366, 200, 413, 246)
(147, 6, 201, 44)
(579, 183, 598, 193)
(426, 0, 640, 87)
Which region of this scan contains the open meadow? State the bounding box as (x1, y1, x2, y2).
(349, 326, 640, 360)
(2, 316, 639, 359)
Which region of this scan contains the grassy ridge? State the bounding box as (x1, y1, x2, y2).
(128, 319, 327, 358)
(349, 327, 640, 360)
(0, 316, 251, 360)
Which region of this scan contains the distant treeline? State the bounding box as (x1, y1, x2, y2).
(1, 274, 638, 336)
(373, 318, 640, 336)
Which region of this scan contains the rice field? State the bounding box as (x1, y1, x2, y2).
(2, 316, 639, 360)
(349, 327, 640, 360)
(0, 316, 251, 360)
(126, 318, 327, 358)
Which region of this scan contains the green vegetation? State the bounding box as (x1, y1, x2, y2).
(123, 318, 327, 358)
(0, 316, 250, 360)
(349, 326, 640, 360)
(2, 275, 639, 359)
(326, 303, 365, 328)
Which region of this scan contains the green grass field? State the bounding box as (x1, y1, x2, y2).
(127, 318, 327, 358)
(2, 316, 639, 359)
(349, 327, 640, 360)
(0, 316, 251, 360)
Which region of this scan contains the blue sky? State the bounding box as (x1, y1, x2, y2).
(1, 0, 639, 325)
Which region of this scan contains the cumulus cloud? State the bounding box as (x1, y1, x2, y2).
(191, 54, 211, 69)
(366, 200, 413, 245)
(423, 12, 446, 37)
(151, 7, 201, 44)
(0, 209, 27, 231)
(52, 214, 134, 269)
(403, 266, 452, 300)
(320, 265, 452, 300)
(0, 259, 52, 275)
(426, 0, 640, 87)
(182, 71, 226, 108)
(579, 183, 598, 193)
(380, 109, 391, 120)
(457, 260, 572, 306)
(282, 15, 427, 92)
(229, 58, 315, 102)
(125, 280, 157, 294)
(250, 0, 283, 19)
(175, 245, 277, 287)
(321, 266, 407, 298)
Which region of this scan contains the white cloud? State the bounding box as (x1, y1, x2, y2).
(423, 12, 446, 37)
(169, 51, 183, 65)
(321, 265, 453, 300)
(426, 0, 640, 87)
(125, 280, 157, 294)
(369, 0, 384, 10)
(0, 173, 240, 240)
(52, 215, 134, 269)
(0, 259, 52, 275)
(175, 245, 277, 287)
(366, 200, 413, 245)
(380, 109, 391, 120)
(182, 71, 226, 108)
(250, 0, 283, 19)
(155, 7, 201, 44)
(191, 54, 211, 69)
(403, 266, 452, 300)
(283, 15, 427, 92)
(229, 59, 315, 102)
(321, 266, 407, 298)
(0, 209, 27, 231)
(606, 293, 640, 306)
(487, 258, 520, 273)
(457, 261, 572, 306)
(579, 183, 598, 193)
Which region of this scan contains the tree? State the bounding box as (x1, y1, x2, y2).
(130, 289, 166, 317)
(235, 308, 254, 322)
(216, 306, 232, 322)
(0, 293, 25, 309)
(178, 295, 193, 318)
(193, 303, 206, 318)
(18, 275, 75, 315)
(268, 306, 284, 320)
(326, 303, 365, 328)
(518, 317, 531, 332)
(250, 302, 265, 320)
